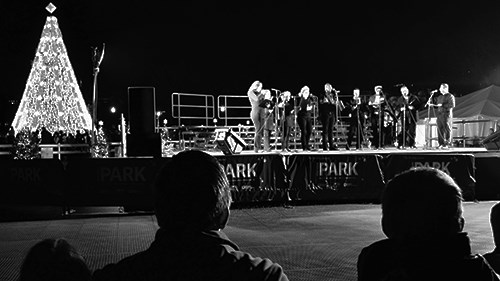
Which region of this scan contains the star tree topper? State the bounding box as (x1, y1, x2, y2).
(46, 3, 56, 14)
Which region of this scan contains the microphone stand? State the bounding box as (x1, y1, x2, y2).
(354, 97, 363, 150)
(312, 94, 318, 151)
(271, 89, 281, 151)
(334, 91, 343, 149)
(377, 92, 386, 149)
(400, 98, 407, 149)
(293, 96, 299, 152)
(425, 91, 436, 149)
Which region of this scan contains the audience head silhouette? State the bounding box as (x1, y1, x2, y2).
(357, 167, 498, 281)
(490, 202, 500, 248)
(381, 166, 464, 241)
(153, 149, 232, 232)
(19, 238, 90, 281)
(93, 149, 288, 280)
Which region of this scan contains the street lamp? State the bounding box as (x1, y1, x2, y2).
(156, 111, 165, 133)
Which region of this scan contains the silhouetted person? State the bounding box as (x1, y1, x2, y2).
(346, 88, 367, 150)
(75, 130, 84, 144)
(396, 85, 420, 149)
(40, 127, 52, 144)
(19, 238, 91, 281)
(429, 83, 455, 149)
(357, 167, 499, 281)
(93, 150, 289, 281)
(248, 80, 265, 152)
(484, 202, 500, 273)
(318, 83, 344, 151)
(297, 86, 314, 151)
(66, 132, 76, 144)
(277, 91, 294, 152)
(31, 129, 40, 144)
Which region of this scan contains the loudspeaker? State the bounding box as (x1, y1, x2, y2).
(128, 87, 156, 134)
(482, 131, 500, 150)
(214, 128, 247, 155)
(127, 133, 161, 157)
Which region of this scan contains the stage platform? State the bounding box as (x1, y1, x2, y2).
(1, 145, 500, 208)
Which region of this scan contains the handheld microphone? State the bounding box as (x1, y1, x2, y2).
(431, 89, 438, 94)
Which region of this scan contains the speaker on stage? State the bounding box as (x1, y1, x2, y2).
(127, 133, 161, 157)
(214, 128, 247, 155)
(482, 130, 500, 150)
(128, 87, 156, 134)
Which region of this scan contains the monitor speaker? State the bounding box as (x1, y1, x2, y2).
(128, 87, 156, 134)
(482, 130, 500, 150)
(214, 128, 247, 155)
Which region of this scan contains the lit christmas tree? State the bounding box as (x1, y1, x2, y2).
(11, 3, 92, 135)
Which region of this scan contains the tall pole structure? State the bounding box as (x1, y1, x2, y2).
(91, 43, 105, 144)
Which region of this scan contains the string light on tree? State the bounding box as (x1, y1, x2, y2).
(11, 3, 92, 135)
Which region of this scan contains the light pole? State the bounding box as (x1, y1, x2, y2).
(91, 43, 105, 144)
(156, 111, 165, 133)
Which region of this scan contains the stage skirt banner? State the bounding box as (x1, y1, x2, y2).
(64, 158, 169, 207)
(474, 154, 500, 200)
(214, 154, 288, 203)
(383, 153, 476, 200)
(286, 154, 386, 202)
(0, 159, 65, 205)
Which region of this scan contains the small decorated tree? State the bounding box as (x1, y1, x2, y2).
(91, 124, 108, 158)
(12, 128, 40, 160)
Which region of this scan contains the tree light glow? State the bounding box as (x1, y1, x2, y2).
(11, 15, 92, 134)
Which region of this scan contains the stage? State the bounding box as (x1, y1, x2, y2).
(1, 145, 499, 208)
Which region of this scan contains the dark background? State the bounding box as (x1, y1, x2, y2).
(2, 1, 500, 127)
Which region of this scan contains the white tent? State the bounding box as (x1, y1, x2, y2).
(453, 85, 500, 140)
(416, 85, 500, 147)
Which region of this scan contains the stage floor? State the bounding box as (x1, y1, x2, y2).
(0, 202, 497, 281)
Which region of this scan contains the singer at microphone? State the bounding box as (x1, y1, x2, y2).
(297, 85, 314, 151)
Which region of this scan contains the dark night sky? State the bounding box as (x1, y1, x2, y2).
(2, 1, 500, 124)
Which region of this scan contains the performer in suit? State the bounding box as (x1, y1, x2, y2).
(318, 83, 345, 151)
(430, 83, 456, 149)
(396, 85, 421, 149)
(247, 80, 264, 152)
(297, 86, 314, 151)
(368, 85, 385, 149)
(277, 91, 294, 152)
(346, 88, 366, 150)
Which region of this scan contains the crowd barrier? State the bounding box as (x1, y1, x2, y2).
(0, 152, 495, 208)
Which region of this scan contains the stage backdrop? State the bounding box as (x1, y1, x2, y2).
(383, 153, 477, 201)
(214, 154, 288, 203)
(286, 154, 386, 202)
(0, 159, 65, 205)
(0, 152, 485, 207)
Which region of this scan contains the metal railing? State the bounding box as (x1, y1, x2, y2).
(0, 142, 125, 159)
(216, 95, 252, 126)
(171, 92, 215, 126)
